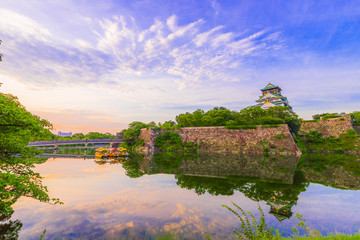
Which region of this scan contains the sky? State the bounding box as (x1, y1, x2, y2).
(0, 0, 360, 134)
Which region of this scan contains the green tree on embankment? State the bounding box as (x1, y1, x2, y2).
(0, 92, 53, 158)
(0, 84, 62, 238)
(119, 106, 301, 150)
(176, 106, 301, 134)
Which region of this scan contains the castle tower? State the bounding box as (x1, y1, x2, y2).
(266, 196, 296, 223)
(254, 82, 292, 110)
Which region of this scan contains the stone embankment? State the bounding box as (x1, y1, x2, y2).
(304, 165, 360, 190)
(140, 124, 301, 156)
(139, 153, 299, 184)
(300, 116, 354, 138)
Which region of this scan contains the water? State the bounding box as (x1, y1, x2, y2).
(4, 149, 360, 239)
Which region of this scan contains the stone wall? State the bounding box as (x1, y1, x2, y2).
(300, 116, 354, 138)
(304, 165, 360, 190)
(140, 153, 299, 184)
(354, 126, 360, 135)
(140, 125, 301, 156)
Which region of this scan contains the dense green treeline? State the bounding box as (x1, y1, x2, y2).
(54, 131, 115, 140)
(295, 129, 360, 153)
(175, 106, 301, 134)
(119, 106, 301, 149)
(305, 111, 360, 125)
(0, 89, 62, 238)
(119, 106, 360, 154)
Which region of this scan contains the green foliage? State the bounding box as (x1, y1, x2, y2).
(84, 132, 114, 139)
(297, 153, 360, 177)
(121, 154, 145, 178)
(55, 131, 115, 141)
(154, 132, 199, 152)
(303, 131, 325, 143)
(297, 130, 360, 153)
(174, 106, 300, 134)
(0, 89, 62, 237)
(312, 113, 340, 121)
(273, 133, 287, 139)
(0, 93, 53, 158)
(258, 116, 285, 125)
(158, 120, 177, 130)
(202, 107, 232, 126)
(122, 121, 150, 146)
(222, 203, 277, 240)
(225, 125, 258, 130)
(155, 132, 183, 149)
(291, 213, 321, 238)
(229, 106, 300, 134)
(302, 119, 319, 123)
(176, 107, 232, 127)
(71, 133, 85, 139)
(350, 111, 360, 126)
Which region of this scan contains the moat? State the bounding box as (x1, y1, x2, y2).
(5, 148, 360, 239)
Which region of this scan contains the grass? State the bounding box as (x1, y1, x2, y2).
(220, 203, 360, 240)
(297, 130, 360, 153)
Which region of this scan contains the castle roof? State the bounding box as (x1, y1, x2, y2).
(258, 92, 283, 100)
(261, 82, 281, 91)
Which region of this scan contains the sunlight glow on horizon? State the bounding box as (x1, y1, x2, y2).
(1, 0, 359, 133)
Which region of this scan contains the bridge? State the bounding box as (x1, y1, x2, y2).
(28, 138, 124, 147)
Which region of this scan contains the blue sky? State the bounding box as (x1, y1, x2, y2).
(0, 0, 359, 133)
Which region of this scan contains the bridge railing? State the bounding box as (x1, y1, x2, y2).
(28, 138, 124, 146)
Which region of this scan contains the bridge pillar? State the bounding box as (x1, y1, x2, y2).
(54, 144, 58, 154)
(84, 143, 88, 155)
(109, 142, 113, 148)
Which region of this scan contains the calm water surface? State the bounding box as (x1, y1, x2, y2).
(9, 149, 360, 239)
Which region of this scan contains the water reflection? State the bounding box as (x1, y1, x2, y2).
(7, 150, 360, 239)
(298, 153, 360, 189)
(0, 157, 51, 239)
(135, 153, 305, 222)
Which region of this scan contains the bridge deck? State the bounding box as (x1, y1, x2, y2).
(28, 139, 124, 147)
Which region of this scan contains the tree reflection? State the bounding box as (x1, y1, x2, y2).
(120, 151, 360, 222)
(0, 157, 60, 239)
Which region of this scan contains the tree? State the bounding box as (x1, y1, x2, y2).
(202, 107, 232, 126)
(176, 112, 196, 127)
(122, 121, 149, 145)
(84, 132, 115, 139)
(0, 93, 53, 158)
(0, 88, 62, 232)
(350, 111, 360, 126)
(267, 106, 301, 134)
(72, 133, 85, 139)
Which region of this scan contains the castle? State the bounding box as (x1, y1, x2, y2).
(254, 82, 292, 110)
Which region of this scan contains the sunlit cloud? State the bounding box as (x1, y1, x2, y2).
(0, 1, 360, 132)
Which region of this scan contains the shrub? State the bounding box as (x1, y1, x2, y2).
(350, 112, 360, 126)
(257, 116, 285, 125)
(304, 131, 325, 143)
(155, 132, 183, 149)
(225, 125, 258, 130)
(273, 133, 287, 139)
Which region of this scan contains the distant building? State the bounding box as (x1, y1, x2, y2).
(58, 131, 72, 137)
(254, 82, 292, 110)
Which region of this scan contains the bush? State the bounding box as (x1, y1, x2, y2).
(304, 131, 325, 143)
(261, 124, 281, 128)
(257, 116, 285, 125)
(350, 112, 360, 126)
(273, 133, 287, 139)
(155, 132, 183, 149)
(225, 125, 258, 130)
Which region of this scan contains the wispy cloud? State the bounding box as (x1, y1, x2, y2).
(0, 9, 282, 91)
